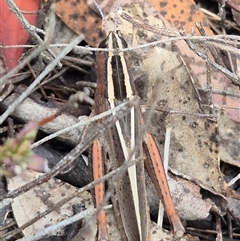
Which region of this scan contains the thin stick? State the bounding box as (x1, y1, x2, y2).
(0, 34, 85, 125)
(1, 34, 240, 55)
(2, 158, 141, 240)
(228, 173, 240, 187)
(31, 101, 134, 148)
(92, 0, 108, 32)
(5, 0, 58, 66)
(0, 4, 56, 90)
(17, 208, 96, 241)
(0, 98, 138, 201)
(5, 0, 45, 41)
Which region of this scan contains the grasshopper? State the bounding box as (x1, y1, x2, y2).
(89, 1, 185, 240)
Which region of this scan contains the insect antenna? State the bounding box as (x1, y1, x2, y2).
(92, 0, 108, 33)
(113, 0, 121, 31)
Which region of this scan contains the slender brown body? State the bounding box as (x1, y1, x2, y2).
(91, 31, 185, 240)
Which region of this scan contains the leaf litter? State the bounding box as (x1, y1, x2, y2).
(0, 0, 240, 240)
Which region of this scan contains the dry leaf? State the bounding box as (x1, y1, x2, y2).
(8, 170, 92, 237)
(149, 0, 213, 35)
(148, 0, 240, 122)
(150, 224, 193, 241)
(71, 209, 124, 241)
(54, 0, 104, 47)
(111, 3, 227, 195)
(218, 110, 240, 168)
(147, 175, 215, 221)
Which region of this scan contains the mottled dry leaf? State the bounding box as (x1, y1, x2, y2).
(70, 218, 97, 241)
(54, 0, 135, 47)
(148, 0, 240, 122)
(54, 0, 104, 47)
(8, 170, 92, 236)
(111, 3, 227, 194)
(71, 209, 123, 241)
(148, 0, 212, 35)
(150, 223, 199, 241)
(147, 175, 215, 221)
(218, 110, 240, 168)
(176, 39, 240, 123)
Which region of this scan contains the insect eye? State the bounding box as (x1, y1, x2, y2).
(119, 36, 128, 48)
(98, 38, 108, 48)
(116, 30, 128, 48)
